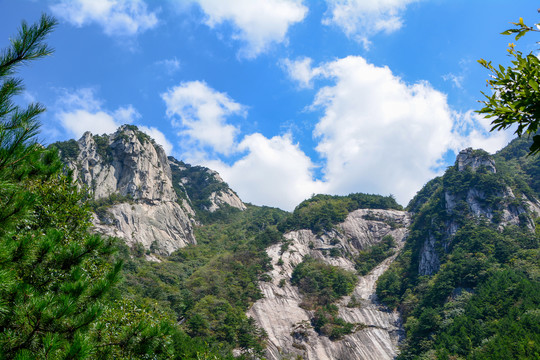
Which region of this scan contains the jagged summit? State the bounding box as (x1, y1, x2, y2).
(51, 125, 246, 255)
(456, 147, 496, 173)
(406, 146, 540, 275)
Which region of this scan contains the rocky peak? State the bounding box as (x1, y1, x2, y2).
(416, 147, 539, 276)
(249, 209, 410, 360)
(55, 125, 197, 255)
(73, 125, 176, 202)
(456, 147, 496, 173)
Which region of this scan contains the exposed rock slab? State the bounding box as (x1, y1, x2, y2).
(419, 148, 540, 275)
(248, 209, 410, 360)
(63, 126, 197, 255)
(92, 201, 195, 255)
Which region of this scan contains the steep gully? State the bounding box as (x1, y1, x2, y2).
(248, 209, 410, 360)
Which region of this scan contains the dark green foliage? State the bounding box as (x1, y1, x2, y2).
(0, 15, 202, 359)
(478, 17, 540, 155)
(292, 257, 357, 305)
(494, 136, 540, 200)
(291, 257, 358, 340)
(376, 140, 540, 359)
(122, 125, 152, 144)
(115, 205, 287, 356)
(92, 134, 113, 164)
(407, 177, 442, 213)
(279, 193, 402, 234)
(49, 139, 79, 160)
(354, 235, 396, 275)
(168, 157, 231, 216)
(311, 305, 357, 340)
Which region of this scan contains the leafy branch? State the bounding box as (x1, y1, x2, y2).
(477, 15, 540, 155)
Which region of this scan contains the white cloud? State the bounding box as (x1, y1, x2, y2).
(50, 0, 158, 36)
(167, 61, 510, 211)
(203, 133, 325, 210)
(304, 56, 509, 205)
(155, 57, 181, 75)
(59, 109, 121, 137)
(323, 0, 419, 47)
(442, 73, 464, 89)
(55, 88, 173, 153)
(56, 88, 124, 137)
(281, 57, 322, 88)
(161, 81, 246, 155)
(454, 110, 513, 154)
(187, 0, 307, 58)
(114, 104, 141, 123)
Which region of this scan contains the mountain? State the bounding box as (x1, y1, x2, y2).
(249, 207, 410, 359)
(377, 138, 540, 359)
(50, 125, 245, 255)
(49, 127, 539, 359)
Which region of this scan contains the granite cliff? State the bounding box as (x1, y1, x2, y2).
(52, 125, 245, 255)
(415, 148, 540, 275)
(249, 209, 410, 360)
(49, 129, 539, 359)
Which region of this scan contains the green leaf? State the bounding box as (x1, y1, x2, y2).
(529, 79, 539, 92)
(515, 30, 527, 41)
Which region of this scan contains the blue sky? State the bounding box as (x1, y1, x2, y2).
(1, 0, 539, 210)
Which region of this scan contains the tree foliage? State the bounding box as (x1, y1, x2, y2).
(0, 15, 177, 359)
(291, 257, 358, 340)
(478, 15, 540, 155)
(279, 193, 402, 234)
(376, 143, 540, 359)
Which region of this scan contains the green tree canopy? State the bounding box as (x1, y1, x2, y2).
(478, 15, 540, 155)
(0, 15, 175, 359)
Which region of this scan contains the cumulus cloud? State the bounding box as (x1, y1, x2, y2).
(166, 61, 510, 210)
(55, 88, 126, 137)
(323, 0, 420, 47)
(204, 133, 325, 210)
(300, 55, 510, 205)
(54, 88, 173, 154)
(453, 110, 514, 154)
(281, 57, 322, 88)
(187, 0, 307, 58)
(161, 81, 246, 155)
(50, 0, 158, 36)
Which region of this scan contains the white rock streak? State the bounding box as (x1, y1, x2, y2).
(248, 209, 410, 359)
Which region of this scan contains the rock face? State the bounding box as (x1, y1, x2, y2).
(55, 125, 246, 255)
(248, 209, 410, 360)
(62, 126, 196, 255)
(70, 130, 177, 202)
(418, 148, 540, 275)
(456, 148, 496, 173)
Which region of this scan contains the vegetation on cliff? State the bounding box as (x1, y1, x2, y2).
(377, 138, 540, 359)
(278, 193, 402, 234)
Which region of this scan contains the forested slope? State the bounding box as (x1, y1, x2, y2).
(377, 139, 540, 359)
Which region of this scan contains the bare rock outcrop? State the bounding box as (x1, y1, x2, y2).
(248, 209, 410, 360)
(62, 126, 196, 255)
(418, 148, 540, 275)
(456, 148, 496, 173)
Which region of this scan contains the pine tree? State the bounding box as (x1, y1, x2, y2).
(0, 15, 173, 359)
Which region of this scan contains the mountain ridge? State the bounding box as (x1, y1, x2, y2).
(50, 126, 540, 359)
(50, 125, 246, 255)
